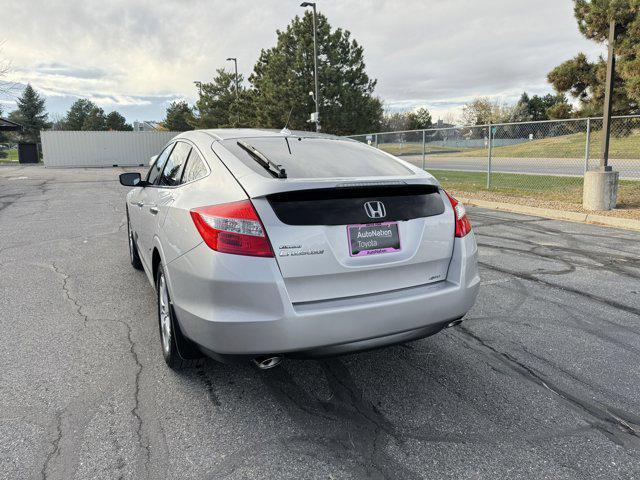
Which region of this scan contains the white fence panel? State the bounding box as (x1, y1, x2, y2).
(41, 131, 180, 168)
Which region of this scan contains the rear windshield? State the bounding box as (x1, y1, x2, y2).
(221, 137, 413, 179)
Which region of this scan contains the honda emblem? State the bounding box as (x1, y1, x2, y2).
(364, 201, 386, 219)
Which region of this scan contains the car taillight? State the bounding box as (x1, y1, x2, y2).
(190, 200, 274, 257)
(444, 191, 472, 237)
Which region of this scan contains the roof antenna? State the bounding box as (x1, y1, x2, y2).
(280, 106, 294, 135)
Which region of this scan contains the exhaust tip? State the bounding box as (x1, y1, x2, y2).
(446, 319, 463, 328)
(253, 355, 283, 370)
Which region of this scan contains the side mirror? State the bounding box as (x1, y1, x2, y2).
(119, 172, 145, 187)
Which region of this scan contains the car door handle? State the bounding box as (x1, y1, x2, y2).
(149, 205, 159, 215)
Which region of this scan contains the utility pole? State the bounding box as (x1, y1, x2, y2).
(300, 2, 320, 132)
(600, 18, 616, 171)
(226, 57, 240, 127)
(583, 16, 619, 211)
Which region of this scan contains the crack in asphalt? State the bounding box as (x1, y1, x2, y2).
(451, 326, 640, 450)
(51, 263, 88, 326)
(107, 403, 126, 480)
(120, 317, 151, 472)
(49, 261, 150, 474)
(40, 411, 63, 480)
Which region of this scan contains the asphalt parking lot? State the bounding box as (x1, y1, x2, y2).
(1, 165, 640, 480)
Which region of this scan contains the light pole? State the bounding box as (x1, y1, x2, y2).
(300, 2, 320, 132)
(582, 16, 619, 211)
(226, 57, 240, 127)
(600, 18, 616, 170)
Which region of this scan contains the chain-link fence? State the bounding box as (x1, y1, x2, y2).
(349, 115, 640, 208)
(0, 141, 19, 161)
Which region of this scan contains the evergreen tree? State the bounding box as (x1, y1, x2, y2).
(406, 107, 433, 130)
(512, 92, 572, 121)
(547, 102, 573, 119)
(82, 106, 107, 130)
(249, 11, 382, 135)
(105, 111, 132, 131)
(63, 99, 96, 130)
(16, 84, 49, 142)
(163, 101, 195, 131)
(547, 0, 640, 115)
(194, 69, 251, 128)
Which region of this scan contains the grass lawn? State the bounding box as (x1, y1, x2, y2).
(0, 148, 19, 163)
(378, 143, 461, 156)
(376, 129, 640, 160)
(430, 169, 640, 211)
(450, 129, 640, 159)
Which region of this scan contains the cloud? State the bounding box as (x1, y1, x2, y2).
(0, 0, 606, 121)
(31, 63, 108, 80)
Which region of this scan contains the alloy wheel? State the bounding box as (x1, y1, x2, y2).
(158, 273, 171, 354)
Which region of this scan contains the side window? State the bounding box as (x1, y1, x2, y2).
(159, 142, 191, 186)
(182, 149, 208, 183)
(146, 144, 174, 184)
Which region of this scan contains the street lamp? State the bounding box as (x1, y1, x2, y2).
(582, 17, 619, 211)
(600, 19, 616, 171)
(226, 57, 240, 127)
(300, 2, 320, 132)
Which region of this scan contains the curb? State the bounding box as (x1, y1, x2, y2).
(458, 197, 640, 233)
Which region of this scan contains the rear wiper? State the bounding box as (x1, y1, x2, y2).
(237, 140, 287, 179)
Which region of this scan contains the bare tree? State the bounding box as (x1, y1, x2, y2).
(49, 112, 66, 131)
(0, 42, 16, 96)
(442, 112, 458, 126)
(461, 97, 514, 126)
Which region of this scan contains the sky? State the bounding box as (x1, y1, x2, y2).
(0, 0, 606, 124)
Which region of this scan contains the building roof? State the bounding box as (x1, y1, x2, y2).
(0, 117, 23, 132)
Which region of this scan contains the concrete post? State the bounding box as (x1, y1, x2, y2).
(421, 130, 426, 170)
(583, 117, 591, 174)
(486, 124, 493, 189)
(583, 170, 619, 211)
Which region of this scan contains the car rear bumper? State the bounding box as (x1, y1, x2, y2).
(166, 233, 479, 356)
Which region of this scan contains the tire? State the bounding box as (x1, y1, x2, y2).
(127, 209, 143, 270)
(156, 265, 203, 370)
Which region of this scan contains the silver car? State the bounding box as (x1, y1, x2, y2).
(119, 129, 479, 370)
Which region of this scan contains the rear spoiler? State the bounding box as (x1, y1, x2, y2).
(267, 184, 445, 226)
